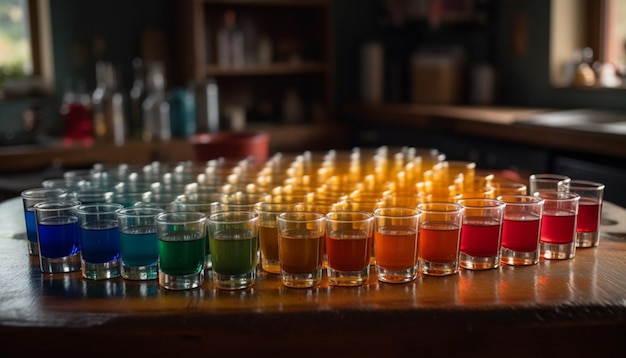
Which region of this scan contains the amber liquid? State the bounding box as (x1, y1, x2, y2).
(259, 225, 279, 273)
(326, 229, 370, 271)
(374, 226, 418, 270)
(279, 228, 323, 274)
(418, 222, 461, 263)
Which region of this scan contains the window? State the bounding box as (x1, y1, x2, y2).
(550, 0, 626, 89)
(0, 0, 53, 98)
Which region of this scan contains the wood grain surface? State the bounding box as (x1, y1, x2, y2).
(1, 198, 625, 356)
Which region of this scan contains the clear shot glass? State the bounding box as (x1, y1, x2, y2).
(34, 200, 81, 273)
(277, 212, 325, 288)
(528, 173, 571, 195)
(535, 191, 580, 260)
(76, 203, 124, 279)
(417, 202, 464, 276)
(325, 211, 373, 286)
(254, 202, 299, 274)
(569, 180, 605, 248)
(497, 195, 544, 266)
(21, 188, 68, 256)
(207, 210, 258, 290)
(458, 198, 505, 270)
(116, 207, 164, 280)
(373, 208, 419, 283)
(155, 211, 206, 290)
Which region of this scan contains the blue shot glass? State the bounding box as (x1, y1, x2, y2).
(76, 203, 124, 280)
(21, 188, 69, 256)
(116, 207, 164, 280)
(34, 200, 82, 273)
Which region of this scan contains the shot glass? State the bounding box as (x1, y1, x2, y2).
(116, 207, 164, 280)
(535, 191, 580, 260)
(417, 202, 464, 276)
(325, 211, 373, 286)
(277, 212, 325, 288)
(21, 188, 69, 256)
(458, 198, 505, 270)
(528, 173, 571, 195)
(497, 195, 544, 266)
(569, 180, 605, 248)
(373, 208, 419, 283)
(34, 200, 81, 273)
(207, 211, 258, 290)
(254, 202, 298, 274)
(76, 203, 124, 279)
(155, 211, 206, 290)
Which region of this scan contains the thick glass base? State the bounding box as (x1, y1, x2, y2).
(213, 270, 255, 290)
(280, 268, 322, 288)
(500, 247, 539, 266)
(82, 259, 121, 280)
(121, 263, 158, 280)
(540, 241, 576, 260)
(159, 270, 204, 290)
(420, 259, 459, 276)
(576, 231, 600, 248)
(459, 252, 500, 270)
(376, 265, 417, 283)
(40, 253, 81, 273)
(28, 241, 39, 256)
(261, 258, 280, 274)
(328, 266, 370, 286)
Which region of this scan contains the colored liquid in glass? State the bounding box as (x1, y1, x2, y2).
(120, 225, 158, 267)
(540, 210, 576, 244)
(158, 230, 205, 276)
(374, 226, 417, 270)
(418, 222, 460, 263)
(460, 216, 501, 257)
(37, 216, 80, 258)
(279, 228, 323, 274)
(210, 229, 257, 275)
(80, 221, 120, 263)
(577, 199, 600, 232)
(25, 209, 37, 244)
(327, 229, 370, 271)
(501, 214, 541, 252)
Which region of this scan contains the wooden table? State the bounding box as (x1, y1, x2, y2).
(1, 197, 625, 356)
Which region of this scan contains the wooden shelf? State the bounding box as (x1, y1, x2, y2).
(203, 0, 328, 8)
(204, 62, 328, 77)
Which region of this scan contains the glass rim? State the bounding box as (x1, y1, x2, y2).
(208, 210, 258, 223)
(416, 202, 463, 212)
(457, 198, 506, 208)
(533, 191, 580, 201)
(529, 173, 571, 181)
(115, 207, 165, 217)
(277, 211, 325, 223)
(75, 203, 124, 213)
(496, 194, 545, 205)
(568, 179, 605, 191)
(156, 210, 207, 224)
(33, 200, 81, 211)
(373, 207, 419, 218)
(325, 210, 373, 223)
(21, 187, 68, 198)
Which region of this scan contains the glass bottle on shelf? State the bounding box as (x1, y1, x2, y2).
(217, 9, 245, 67)
(129, 57, 146, 140)
(92, 61, 127, 145)
(142, 62, 171, 141)
(61, 78, 93, 146)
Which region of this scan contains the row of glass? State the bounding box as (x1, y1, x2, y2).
(20, 146, 605, 291)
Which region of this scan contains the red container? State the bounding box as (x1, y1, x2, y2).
(190, 131, 270, 165)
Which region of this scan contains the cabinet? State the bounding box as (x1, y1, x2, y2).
(175, 0, 342, 152)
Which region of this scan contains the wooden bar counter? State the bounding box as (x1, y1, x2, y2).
(1, 197, 625, 356)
